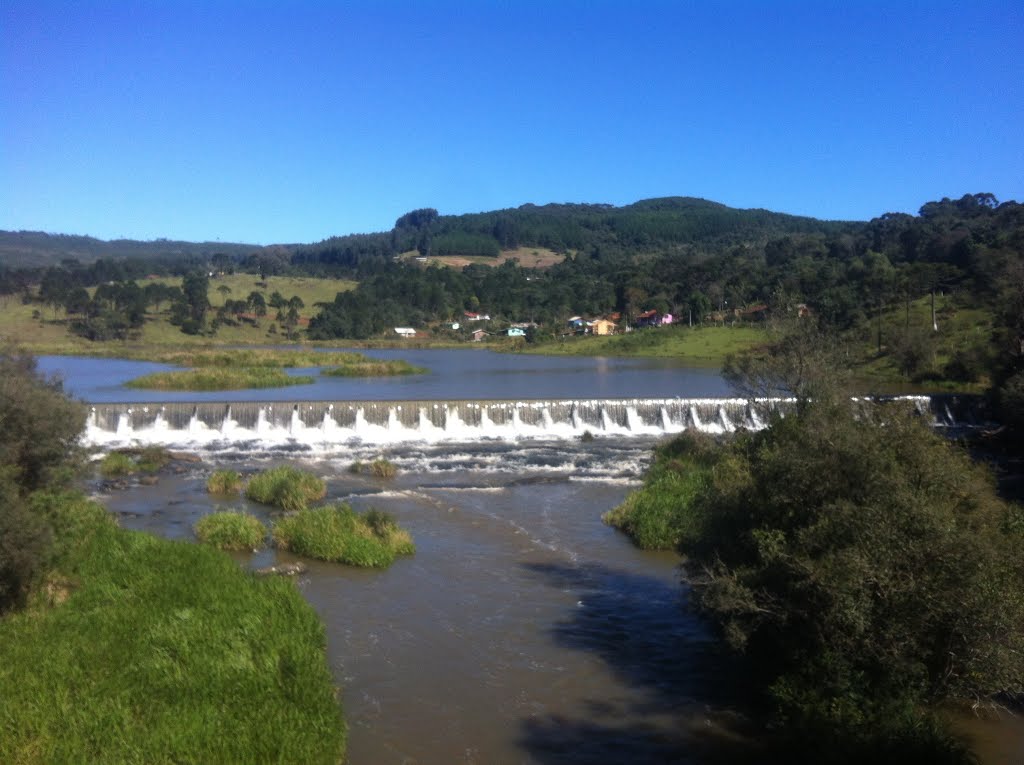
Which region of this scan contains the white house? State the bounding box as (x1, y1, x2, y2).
(394, 327, 416, 337)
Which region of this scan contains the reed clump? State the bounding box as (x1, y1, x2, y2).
(194, 511, 267, 551)
(349, 458, 398, 479)
(98, 447, 174, 478)
(272, 504, 414, 568)
(206, 469, 244, 495)
(245, 466, 326, 512)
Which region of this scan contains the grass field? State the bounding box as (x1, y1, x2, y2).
(524, 324, 771, 364)
(0, 274, 356, 353)
(398, 246, 566, 269)
(845, 294, 994, 392)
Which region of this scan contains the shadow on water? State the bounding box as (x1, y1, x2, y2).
(518, 561, 762, 765)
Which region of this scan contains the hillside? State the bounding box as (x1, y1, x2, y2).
(0, 230, 263, 268)
(3, 195, 857, 272)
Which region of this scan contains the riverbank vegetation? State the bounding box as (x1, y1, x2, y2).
(602, 432, 718, 548)
(273, 505, 415, 568)
(610, 328, 1024, 762)
(0, 349, 346, 761)
(194, 511, 267, 551)
(245, 466, 327, 512)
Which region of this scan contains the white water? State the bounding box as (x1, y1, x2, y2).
(84, 397, 796, 453)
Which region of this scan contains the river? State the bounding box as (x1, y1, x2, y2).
(40, 350, 1020, 763)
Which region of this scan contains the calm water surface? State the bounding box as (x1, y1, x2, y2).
(37, 348, 733, 403)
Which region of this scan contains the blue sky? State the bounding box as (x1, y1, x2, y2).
(2, 1, 1022, 244)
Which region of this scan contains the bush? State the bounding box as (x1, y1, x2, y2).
(245, 466, 326, 512)
(206, 469, 243, 495)
(0, 348, 86, 492)
(194, 511, 267, 551)
(672, 398, 1024, 759)
(0, 472, 51, 613)
(273, 504, 414, 567)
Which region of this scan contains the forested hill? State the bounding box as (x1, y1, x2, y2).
(290, 197, 857, 274)
(0, 231, 262, 268)
(2, 196, 851, 271)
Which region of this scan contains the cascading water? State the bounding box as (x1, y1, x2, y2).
(83, 395, 956, 452)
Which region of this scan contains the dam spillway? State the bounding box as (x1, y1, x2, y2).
(82, 396, 964, 450)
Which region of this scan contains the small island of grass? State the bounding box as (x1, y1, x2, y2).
(194, 511, 268, 551)
(321, 358, 425, 377)
(273, 505, 414, 568)
(245, 465, 327, 512)
(122, 349, 425, 390)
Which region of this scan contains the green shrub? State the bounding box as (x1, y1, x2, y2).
(206, 469, 243, 495)
(677, 396, 1024, 761)
(99, 451, 136, 478)
(194, 511, 267, 551)
(245, 466, 326, 512)
(273, 505, 414, 567)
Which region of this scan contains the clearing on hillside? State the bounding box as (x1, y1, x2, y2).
(400, 247, 565, 269)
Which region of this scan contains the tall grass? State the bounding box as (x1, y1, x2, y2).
(349, 458, 399, 479)
(194, 511, 267, 551)
(322, 359, 425, 377)
(603, 432, 718, 550)
(245, 466, 326, 512)
(0, 496, 346, 763)
(273, 504, 415, 568)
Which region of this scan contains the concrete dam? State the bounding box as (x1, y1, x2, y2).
(83, 396, 972, 449)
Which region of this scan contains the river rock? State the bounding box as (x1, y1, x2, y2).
(254, 562, 308, 577)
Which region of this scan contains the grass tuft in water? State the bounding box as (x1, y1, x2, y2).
(194, 511, 267, 551)
(273, 504, 415, 567)
(349, 458, 398, 479)
(206, 469, 243, 495)
(245, 466, 326, 512)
